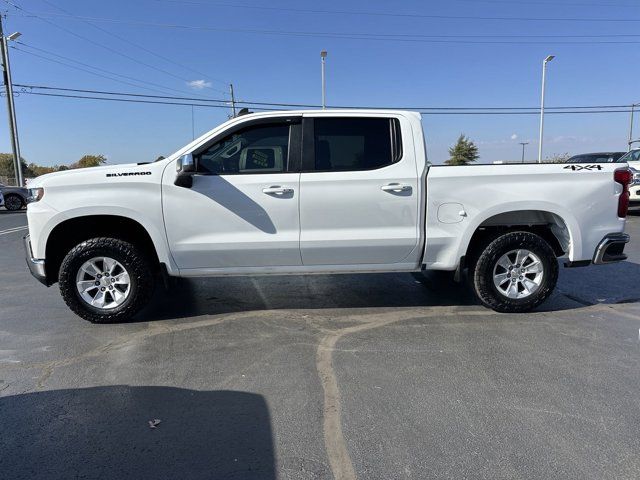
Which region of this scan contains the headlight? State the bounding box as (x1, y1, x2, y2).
(27, 187, 44, 203)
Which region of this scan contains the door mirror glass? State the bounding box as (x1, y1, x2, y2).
(177, 153, 195, 173)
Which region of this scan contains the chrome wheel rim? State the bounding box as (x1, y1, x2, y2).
(493, 249, 544, 299)
(75, 256, 131, 310)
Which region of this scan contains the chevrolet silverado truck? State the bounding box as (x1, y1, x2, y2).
(24, 110, 632, 323)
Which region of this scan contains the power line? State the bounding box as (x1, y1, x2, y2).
(15, 83, 231, 104)
(453, 0, 639, 7)
(19, 90, 281, 111)
(12, 43, 210, 98)
(13, 83, 635, 111)
(3, 0, 227, 97)
(146, 0, 640, 22)
(13, 11, 640, 45)
(13, 84, 635, 115)
(39, 0, 230, 93)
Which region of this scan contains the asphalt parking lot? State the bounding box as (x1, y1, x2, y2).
(1, 209, 640, 480)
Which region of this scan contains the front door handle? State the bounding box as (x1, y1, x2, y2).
(381, 183, 412, 193)
(262, 186, 294, 195)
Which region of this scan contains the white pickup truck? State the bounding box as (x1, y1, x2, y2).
(24, 110, 632, 323)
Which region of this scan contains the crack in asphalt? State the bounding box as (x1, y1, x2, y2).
(5, 302, 634, 480)
(315, 308, 495, 480)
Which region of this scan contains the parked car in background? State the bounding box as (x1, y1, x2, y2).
(619, 148, 640, 166)
(619, 149, 640, 207)
(567, 152, 626, 163)
(0, 190, 4, 209)
(0, 183, 29, 211)
(627, 166, 640, 206)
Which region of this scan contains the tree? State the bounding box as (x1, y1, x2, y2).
(70, 154, 107, 169)
(544, 152, 570, 163)
(28, 163, 58, 177)
(0, 153, 34, 182)
(445, 134, 479, 166)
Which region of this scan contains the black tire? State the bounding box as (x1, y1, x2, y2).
(4, 193, 24, 211)
(470, 231, 558, 313)
(59, 237, 155, 323)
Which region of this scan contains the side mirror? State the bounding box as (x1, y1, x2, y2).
(175, 153, 196, 188)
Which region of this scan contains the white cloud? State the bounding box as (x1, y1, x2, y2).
(510, 133, 518, 140)
(187, 79, 212, 90)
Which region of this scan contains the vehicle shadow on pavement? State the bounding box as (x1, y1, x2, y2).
(0, 386, 275, 480)
(137, 272, 481, 322)
(135, 258, 640, 322)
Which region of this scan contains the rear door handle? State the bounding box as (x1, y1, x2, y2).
(381, 183, 412, 193)
(262, 186, 293, 195)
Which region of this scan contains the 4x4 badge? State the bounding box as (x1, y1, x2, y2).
(563, 164, 603, 171)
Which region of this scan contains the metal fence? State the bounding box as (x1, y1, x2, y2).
(0, 175, 34, 187)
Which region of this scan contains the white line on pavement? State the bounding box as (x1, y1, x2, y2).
(0, 225, 28, 236)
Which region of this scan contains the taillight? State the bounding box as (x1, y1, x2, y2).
(614, 168, 632, 218)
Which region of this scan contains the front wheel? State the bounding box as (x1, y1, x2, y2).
(470, 231, 558, 313)
(59, 237, 155, 323)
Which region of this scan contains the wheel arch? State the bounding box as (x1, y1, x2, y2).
(461, 207, 578, 266)
(45, 214, 161, 285)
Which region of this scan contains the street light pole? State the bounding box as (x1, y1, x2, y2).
(519, 142, 529, 163)
(629, 103, 636, 152)
(0, 16, 23, 186)
(537, 55, 555, 164)
(320, 50, 327, 109)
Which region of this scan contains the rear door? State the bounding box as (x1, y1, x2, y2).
(299, 114, 420, 266)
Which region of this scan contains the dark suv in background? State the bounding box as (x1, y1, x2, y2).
(0, 184, 29, 211)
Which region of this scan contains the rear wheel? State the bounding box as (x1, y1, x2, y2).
(59, 237, 155, 323)
(470, 231, 558, 313)
(4, 194, 24, 211)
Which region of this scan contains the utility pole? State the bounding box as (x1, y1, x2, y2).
(229, 83, 236, 117)
(191, 105, 195, 140)
(629, 103, 636, 152)
(519, 142, 529, 163)
(0, 15, 22, 186)
(538, 55, 555, 164)
(320, 50, 327, 109)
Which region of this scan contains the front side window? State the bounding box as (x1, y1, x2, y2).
(197, 124, 290, 174)
(313, 118, 400, 171)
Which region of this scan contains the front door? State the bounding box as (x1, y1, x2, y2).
(299, 115, 420, 266)
(163, 118, 302, 271)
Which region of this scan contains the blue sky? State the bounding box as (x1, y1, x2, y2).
(2, 0, 640, 166)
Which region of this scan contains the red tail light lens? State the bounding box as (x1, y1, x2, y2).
(614, 168, 632, 218)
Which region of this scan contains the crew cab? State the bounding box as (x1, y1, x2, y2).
(24, 110, 632, 323)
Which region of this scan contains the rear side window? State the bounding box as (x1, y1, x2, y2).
(313, 118, 401, 171)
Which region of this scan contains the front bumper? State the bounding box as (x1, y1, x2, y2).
(593, 233, 629, 265)
(23, 234, 48, 286)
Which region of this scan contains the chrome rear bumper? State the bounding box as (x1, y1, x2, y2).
(593, 233, 629, 265)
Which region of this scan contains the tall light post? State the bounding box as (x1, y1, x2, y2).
(320, 50, 327, 109)
(537, 55, 555, 164)
(629, 103, 637, 152)
(0, 17, 23, 186)
(519, 142, 529, 163)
